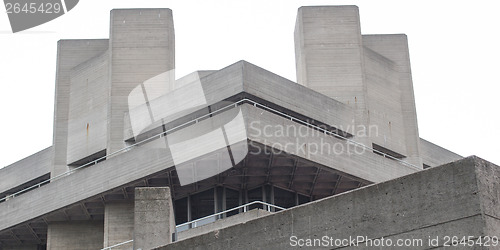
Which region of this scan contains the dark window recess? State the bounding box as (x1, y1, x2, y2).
(274, 186, 296, 209)
(247, 187, 262, 210)
(298, 193, 310, 205)
(174, 197, 188, 224)
(190, 189, 214, 220)
(225, 188, 240, 217)
(67, 149, 107, 167)
(372, 143, 405, 159)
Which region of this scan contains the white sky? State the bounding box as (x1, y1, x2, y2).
(0, 0, 499, 168)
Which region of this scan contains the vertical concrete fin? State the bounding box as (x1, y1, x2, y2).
(108, 9, 175, 154)
(52, 39, 109, 177)
(363, 34, 422, 168)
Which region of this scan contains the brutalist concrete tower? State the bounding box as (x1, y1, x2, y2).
(295, 6, 422, 167)
(51, 9, 175, 177)
(0, 6, 469, 250)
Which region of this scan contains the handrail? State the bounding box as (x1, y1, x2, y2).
(0, 97, 419, 203)
(99, 201, 282, 247)
(175, 200, 285, 230)
(101, 239, 134, 250)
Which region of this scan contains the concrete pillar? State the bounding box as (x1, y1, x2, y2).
(294, 6, 365, 107)
(104, 202, 134, 249)
(294, 6, 370, 145)
(107, 9, 175, 154)
(51, 39, 109, 177)
(47, 221, 104, 250)
(134, 187, 175, 250)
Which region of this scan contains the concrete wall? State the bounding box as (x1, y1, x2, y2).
(47, 221, 103, 250)
(52, 39, 109, 177)
(67, 51, 109, 165)
(363, 34, 422, 168)
(177, 209, 271, 241)
(104, 202, 134, 249)
(134, 187, 175, 250)
(157, 156, 499, 249)
(294, 6, 423, 168)
(294, 6, 370, 148)
(0, 98, 419, 233)
(0, 135, 175, 231)
(363, 46, 407, 155)
(0, 147, 51, 194)
(294, 6, 365, 108)
(243, 104, 419, 183)
(419, 138, 462, 167)
(108, 9, 175, 154)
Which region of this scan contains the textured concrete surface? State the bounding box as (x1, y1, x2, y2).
(294, 6, 424, 168)
(47, 221, 104, 250)
(104, 202, 134, 249)
(108, 9, 175, 155)
(0, 102, 417, 233)
(420, 138, 462, 167)
(134, 187, 175, 250)
(177, 208, 271, 241)
(242, 104, 420, 182)
(67, 51, 109, 165)
(0, 6, 469, 248)
(51, 39, 109, 177)
(0, 146, 51, 194)
(156, 156, 499, 249)
(363, 34, 422, 167)
(294, 5, 370, 151)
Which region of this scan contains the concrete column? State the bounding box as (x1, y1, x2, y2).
(104, 202, 134, 249)
(134, 187, 175, 250)
(294, 6, 365, 106)
(47, 221, 104, 250)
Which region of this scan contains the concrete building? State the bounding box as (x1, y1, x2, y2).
(1, 5, 484, 250)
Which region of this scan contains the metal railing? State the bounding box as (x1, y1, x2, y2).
(0, 98, 420, 203)
(101, 239, 134, 250)
(175, 200, 285, 233)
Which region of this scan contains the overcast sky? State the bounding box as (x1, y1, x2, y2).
(0, 0, 499, 169)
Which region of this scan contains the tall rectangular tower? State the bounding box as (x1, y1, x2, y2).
(108, 9, 175, 154)
(295, 6, 422, 168)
